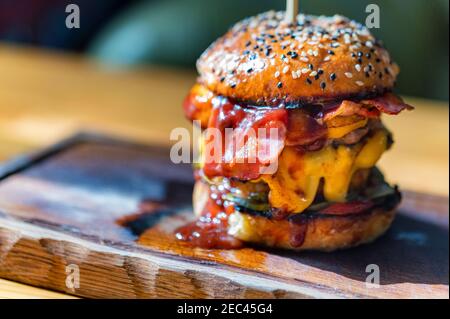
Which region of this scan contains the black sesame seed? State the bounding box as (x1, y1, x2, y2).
(306, 78, 312, 85)
(277, 82, 283, 88)
(366, 53, 372, 59)
(230, 83, 236, 89)
(220, 77, 225, 83)
(357, 57, 363, 64)
(351, 52, 357, 58)
(315, 74, 320, 80)
(254, 45, 259, 50)
(245, 41, 251, 47)
(357, 51, 363, 57)
(291, 52, 298, 59)
(320, 82, 326, 90)
(247, 68, 253, 73)
(317, 69, 324, 75)
(330, 73, 337, 81)
(327, 50, 335, 55)
(308, 64, 314, 70)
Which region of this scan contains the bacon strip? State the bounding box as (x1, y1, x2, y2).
(362, 93, 414, 115)
(203, 98, 287, 180)
(319, 201, 374, 216)
(325, 93, 414, 120)
(286, 109, 327, 146)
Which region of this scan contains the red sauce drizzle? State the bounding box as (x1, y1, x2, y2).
(289, 217, 309, 248)
(175, 187, 243, 249)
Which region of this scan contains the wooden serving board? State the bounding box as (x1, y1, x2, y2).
(0, 133, 448, 299)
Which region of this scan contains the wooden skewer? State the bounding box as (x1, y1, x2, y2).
(285, 0, 299, 24)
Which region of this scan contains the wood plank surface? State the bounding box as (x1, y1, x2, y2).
(0, 135, 447, 299)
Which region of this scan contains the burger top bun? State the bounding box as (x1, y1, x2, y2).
(197, 11, 399, 106)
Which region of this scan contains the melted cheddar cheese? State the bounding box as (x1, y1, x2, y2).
(261, 129, 388, 213)
(327, 118, 368, 139)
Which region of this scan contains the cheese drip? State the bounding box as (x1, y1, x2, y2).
(261, 129, 388, 213)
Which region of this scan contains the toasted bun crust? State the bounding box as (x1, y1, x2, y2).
(193, 181, 397, 251)
(228, 209, 396, 252)
(197, 11, 399, 105)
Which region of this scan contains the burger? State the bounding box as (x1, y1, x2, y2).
(178, 11, 413, 251)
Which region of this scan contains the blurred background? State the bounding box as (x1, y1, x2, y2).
(0, 0, 448, 101)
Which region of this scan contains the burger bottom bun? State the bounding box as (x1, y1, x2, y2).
(193, 181, 397, 251)
(227, 209, 396, 252)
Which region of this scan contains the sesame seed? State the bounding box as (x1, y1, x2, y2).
(247, 68, 253, 73)
(230, 83, 237, 89)
(301, 68, 310, 74)
(282, 66, 290, 74)
(277, 82, 283, 88)
(306, 78, 312, 85)
(310, 71, 318, 77)
(300, 57, 309, 62)
(345, 72, 353, 78)
(355, 64, 362, 72)
(274, 71, 280, 78)
(355, 81, 364, 86)
(330, 73, 337, 81)
(323, 55, 331, 62)
(292, 70, 301, 79)
(308, 63, 314, 70)
(320, 82, 326, 90)
(328, 50, 335, 55)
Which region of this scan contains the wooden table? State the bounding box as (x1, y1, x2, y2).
(0, 44, 448, 298)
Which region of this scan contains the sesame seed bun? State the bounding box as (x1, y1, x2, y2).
(197, 11, 399, 105)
